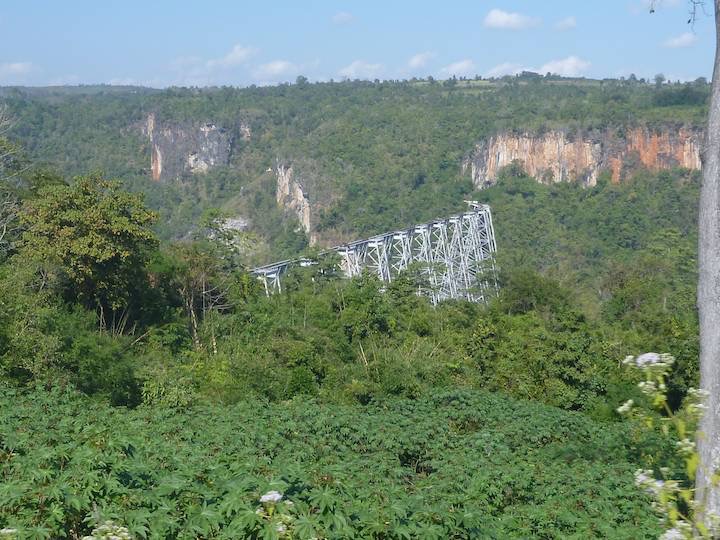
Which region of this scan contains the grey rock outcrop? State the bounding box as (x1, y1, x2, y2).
(142, 113, 233, 181)
(275, 161, 312, 237)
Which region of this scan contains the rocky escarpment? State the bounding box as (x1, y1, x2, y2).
(142, 113, 245, 181)
(272, 159, 342, 246)
(463, 127, 701, 188)
(275, 161, 313, 240)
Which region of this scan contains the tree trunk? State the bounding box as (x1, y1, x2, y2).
(696, 0, 720, 517)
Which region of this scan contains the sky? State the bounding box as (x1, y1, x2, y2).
(0, 0, 716, 87)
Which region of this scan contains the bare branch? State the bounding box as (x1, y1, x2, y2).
(688, 0, 710, 26)
(0, 191, 20, 255)
(649, 0, 707, 24)
(0, 105, 13, 138)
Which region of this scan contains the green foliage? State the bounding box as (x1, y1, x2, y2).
(477, 169, 700, 400)
(0, 81, 709, 537)
(470, 310, 611, 412)
(494, 268, 572, 315)
(0, 162, 701, 419)
(2, 78, 708, 258)
(153, 264, 623, 414)
(0, 383, 661, 538)
(20, 175, 158, 318)
(0, 263, 141, 404)
(618, 354, 711, 538)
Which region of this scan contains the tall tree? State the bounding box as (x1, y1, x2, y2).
(20, 174, 158, 331)
(696, 0, 720, 518)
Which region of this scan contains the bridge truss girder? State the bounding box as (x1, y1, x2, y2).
(251, 202, 498, 305)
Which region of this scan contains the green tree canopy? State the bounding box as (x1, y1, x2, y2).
(20, 175, 158, 324)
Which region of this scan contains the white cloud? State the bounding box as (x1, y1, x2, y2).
(332, 11, 354, 24)
(108, 77, 139, 86)
(440, 59, 476, 77)
(554, 16, 576, 30)
(408, 52, 435, 69)
(0, 62, 33, 76)
(483, 9, 540, 30)
(206, 44, 256, 69)
(252, 60, 306, 85)
(256, 60, 296, 77)
(539, 56, 590, 76)
(664, 32, 697, 48)
(169, 45, 257, 86)
(485, 56, 590, 78)
(0, 61, 34, 83)
(486, 62, 524, 78)
(339, 60, 382, 79)
(48, 74, 81, 86)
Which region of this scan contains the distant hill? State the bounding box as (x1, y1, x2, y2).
(0, 76, 709, 260)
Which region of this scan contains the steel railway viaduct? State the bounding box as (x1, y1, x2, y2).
(251, 202, 498, 305)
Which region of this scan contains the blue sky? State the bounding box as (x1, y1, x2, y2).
(0, 0, 715, 87)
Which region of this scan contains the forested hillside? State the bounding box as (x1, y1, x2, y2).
(0, 77, 707, 537)
(1, 76, 709, 257)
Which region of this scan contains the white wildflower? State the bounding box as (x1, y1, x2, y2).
(276, 523, 287, 534)
(688, 388, 710, 400)
(688, 403, 708, 417)
(260, 490, 283, 503)
(675, 438, 696, 455)
(638, 381, 658, 395)
(81, 521, 132, 540)
(635, 469, 654, 486)
(617, 399, 634, 414)
(617, 399, 634, 413)
(687, 388, 710, 418)
(659, 527, 684, 540)
(636, 352, 662, 366)
(0, 530, 17, 537)
(634, 469, 668, 497)
(625, 352, 675, 371)
(660, 520, 692, 539)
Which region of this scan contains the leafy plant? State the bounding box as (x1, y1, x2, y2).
(0, 384, 661, 538)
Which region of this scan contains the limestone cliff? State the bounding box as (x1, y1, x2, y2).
(463, 127, 701, 188)
(275, 161, 313, 241)
(142, 113, 233, 181)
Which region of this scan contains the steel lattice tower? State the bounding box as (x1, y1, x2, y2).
(251, 202, 498, 304)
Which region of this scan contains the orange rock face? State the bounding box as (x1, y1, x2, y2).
(151, 144, 162, 181)
(619, 127, 701, 183)
(463, 127, 701, 188)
